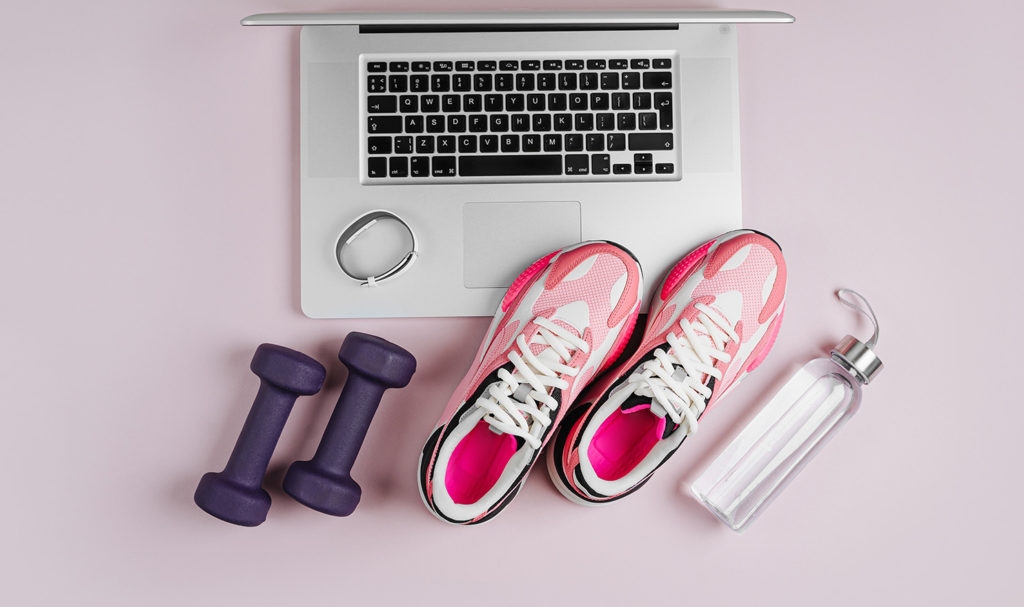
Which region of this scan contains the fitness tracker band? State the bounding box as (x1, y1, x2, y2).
(334, 210, 418, 287)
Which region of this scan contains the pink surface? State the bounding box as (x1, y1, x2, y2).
(1, 0, 1021, 605)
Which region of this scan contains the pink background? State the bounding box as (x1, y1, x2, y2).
(2, 0, 1022, 604)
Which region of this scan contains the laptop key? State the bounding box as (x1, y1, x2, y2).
(500, 60, 518, 71)
(635, 162, 653, 174)
(460, 154, 562, 176)
(592, 154, 611, 175)
(527, 94, 545, 111)
(516, 73, 535, 91)
(485, 94, 503, 112)
(447, 115, 466, 133)
(607, 133, 626, 150)
(404, 115, 424, 133)
(421, 95, 440, 112)
(543, 60, 562, 70)
(639, 112, 658, 130)
(590, 93, 609, 110)
(532, 114, 551, 131)
(456, 61, 475, 72)
(431, 74, 450, 92)
(442, 95, 461, 112)
(587, 59, 607, 70)
(548, 93, 567, 111)
(506, 94, 525, 112)
(410, 75, 429, 92)
(432, 61, 453, 72)
(569, 93, 587, 110)
(437, 136, 456, 153)
(600, 72, 619, 90)
(655, 92, 673, 129)
(368, 115, 402, 134)
(558, 73, 578, 90)
(609, 59, 629, 69)
(612, 163, 631, 174)
(511, 113, 530, 132)
(425, 114, 445, 133)
(432, 156, 457, 176)
(596, 113, 615, 131)
(367, 136, 391, 154)
(564, 134, 583, 151)
(463, 94, 481, 112)
(630, 58, 650, 70)
(633, 92, 652, 110)
(389, 61, 409, 72)
(453, 74, 472, 92)
(521, 60, 541, 71)
(367, 157, 387, 178)
(495, 73, 514, 91)
(501, 134, 520, 152)
(565, 154, 589, 175)
(612, 92, 630, 110)
(586, 133, 604, 151)
(477, 61, 497, 71)
(643, 72, 672, 89)
(565, 60, 585, 70)
(480, 135, 499, 152)
(474, 74, 493, 91)
(537, 73, 556, 90)
(410, 156, 429, 177)
(489, 114, 509, 132)
(653, 58, 672, 69)
(389, 157, 408, 177)
(617, 112, 636, 130)
(553, 113, 572, 131)
(574, 114, 594, 131)
(367, 76, 386, 93)
(388, 75, 407, 92)
(399, 95, 418, 113)
(468, 114, 488, 132)
(416, 136, 434, 154)
(580, 72, 598, 90)
(629, 132, 674, 150)
(522, 134, 541, 152)
(394, 136, 413, 154)
(621, 72, 640, 89)
(459, 135, 477, 153)
(412, 61, 431, 72)
(367, 95, 397, 113)
(543, 134, 562, 151)
(367, 62, 387, 72)
(655, 163, 675, 174)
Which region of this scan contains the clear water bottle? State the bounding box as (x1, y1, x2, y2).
(690, 289, 883, 532)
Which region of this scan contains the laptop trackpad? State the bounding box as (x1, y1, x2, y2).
(463, 201, 582, 288)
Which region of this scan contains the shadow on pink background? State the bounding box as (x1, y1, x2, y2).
(0, 0, 1021, 605)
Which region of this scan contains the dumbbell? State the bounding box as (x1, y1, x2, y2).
(283, 332, 416, 516)
(194, 344, 326, 526)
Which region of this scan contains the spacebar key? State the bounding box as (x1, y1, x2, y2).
(459, 155, 563, 176)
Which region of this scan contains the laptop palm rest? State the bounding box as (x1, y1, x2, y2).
(462, 201, 582, 288)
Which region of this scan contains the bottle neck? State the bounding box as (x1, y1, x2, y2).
(830, 352, 869, 385)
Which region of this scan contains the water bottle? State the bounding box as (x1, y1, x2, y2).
(690, 289, 883, 532)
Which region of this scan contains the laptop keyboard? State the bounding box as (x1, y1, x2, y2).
(361, 53, 680, 183)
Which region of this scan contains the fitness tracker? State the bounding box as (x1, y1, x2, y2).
(334, 210, 418, 287)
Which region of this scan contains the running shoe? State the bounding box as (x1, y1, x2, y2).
(418, 241, 644, 524)
(546, 230, 786, 505)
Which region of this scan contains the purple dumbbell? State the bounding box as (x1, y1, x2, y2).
(194, 344, 326, 526)
(283, 332, 416, 516)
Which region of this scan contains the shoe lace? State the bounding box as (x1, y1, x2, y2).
(625, 303, 739, 436)
(476, 316, 590, 450)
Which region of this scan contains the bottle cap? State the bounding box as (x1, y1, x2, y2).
(829, 289, 883, 384)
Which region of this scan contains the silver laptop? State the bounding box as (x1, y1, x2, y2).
(241, 10, 793, 318)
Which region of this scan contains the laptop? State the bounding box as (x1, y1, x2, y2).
(241, 10, 793, 318)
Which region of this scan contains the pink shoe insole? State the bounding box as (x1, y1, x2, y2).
(587, 407, 664, 481)
(445, 420, 517, 504)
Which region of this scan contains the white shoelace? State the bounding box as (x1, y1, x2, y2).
(625, 302, 739, 436)
(476, 316, 590, 450)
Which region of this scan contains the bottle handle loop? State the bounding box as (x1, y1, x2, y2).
(836, 288, 879, 348)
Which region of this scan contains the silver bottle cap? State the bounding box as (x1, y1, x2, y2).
(829, 289, 883, 384)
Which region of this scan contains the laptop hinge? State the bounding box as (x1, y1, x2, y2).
(358, 23, 679, 34)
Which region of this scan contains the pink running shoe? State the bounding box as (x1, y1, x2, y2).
(418, 241, 644, 524)
(546, 230, 786, 505)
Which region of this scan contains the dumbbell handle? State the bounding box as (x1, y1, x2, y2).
(221, 382, 298, 486)
(308, 373, 386, 477)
